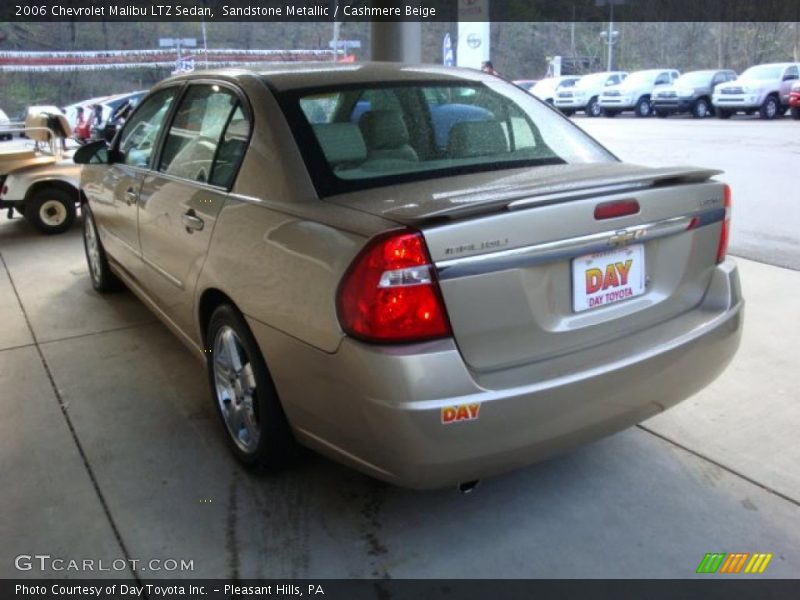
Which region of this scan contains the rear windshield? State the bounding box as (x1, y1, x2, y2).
(275, 80, 615, 196)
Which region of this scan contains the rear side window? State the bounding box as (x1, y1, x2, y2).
(209, 105, 249, 188)
(159, 84, 250, 187)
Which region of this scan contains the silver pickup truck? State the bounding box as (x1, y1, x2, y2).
(712, 62, 800, 119)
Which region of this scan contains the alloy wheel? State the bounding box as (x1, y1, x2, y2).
(213, 325, 261, 454)
(84, 213, 102, 285)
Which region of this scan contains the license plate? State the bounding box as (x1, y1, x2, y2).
(572, 244, 646, 312)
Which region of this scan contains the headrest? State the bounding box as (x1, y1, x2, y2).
(447, 121, 508, 158)
(312, 123, 367, 165)
(358, 110, 410, 149)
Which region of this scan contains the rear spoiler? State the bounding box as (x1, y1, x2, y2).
(404, 166, 723, 223)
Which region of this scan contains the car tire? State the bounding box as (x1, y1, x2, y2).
(791, 107, 800, 120)
(716, 109, 732, 119)
(604, 109, 619, 118)
(207, 304, 299, 471)
(758, 96, 779, 120)
(634, 97, 652, 118)
(24, 188, 76, 234)
(586, 97, 603, 117)
(82, 204, 123, 293)
(692, 98, 710, 119)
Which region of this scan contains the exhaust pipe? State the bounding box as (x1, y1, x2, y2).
(458, 480, 480, 494)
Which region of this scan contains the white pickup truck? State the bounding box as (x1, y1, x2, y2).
(554, 71, 628, 117)
(712, 62, 800, 119)
(599, 69, 680, 117)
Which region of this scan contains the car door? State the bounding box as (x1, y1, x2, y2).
(137, 82, 251, 337)
(780, 65, 799, 104)
(91, 87, 180, 283)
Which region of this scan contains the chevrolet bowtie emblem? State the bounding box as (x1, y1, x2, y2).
(608, 229, 646, 247)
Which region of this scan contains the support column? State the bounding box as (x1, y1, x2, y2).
(369, 22, 422, 63)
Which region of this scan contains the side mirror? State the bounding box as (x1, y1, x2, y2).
(73, 139, 109, 165)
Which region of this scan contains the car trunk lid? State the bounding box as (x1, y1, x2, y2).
(329, 163, 727, 373)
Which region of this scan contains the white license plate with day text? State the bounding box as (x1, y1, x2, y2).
(572, 244, 646, 312)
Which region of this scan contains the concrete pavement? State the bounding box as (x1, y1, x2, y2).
(1, 213, 798, 579)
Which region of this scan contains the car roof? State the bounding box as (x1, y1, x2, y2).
(745, 62, 797, 68)
(160, 62, 500, 93)
(579, 71, 626, 78)
(629, 69, 676, 75)
(681, 69, 732, 76)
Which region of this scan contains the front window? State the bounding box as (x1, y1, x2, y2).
(576, 73, 609, 88)
(159, 84, 250, 187)
(740, 65, 783, 81)
(118, 88, 177, 168)
(277, 80, 615, 196)
(676, 72, 713, 87)
(622, 71, 656, 87)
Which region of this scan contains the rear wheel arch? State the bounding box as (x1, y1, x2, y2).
(198, 288, 237, 348)
(203, 296, 299, 469)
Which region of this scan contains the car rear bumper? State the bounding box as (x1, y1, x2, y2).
(249, 260, 743, 489)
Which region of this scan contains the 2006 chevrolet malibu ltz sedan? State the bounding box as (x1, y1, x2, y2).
(76, 64, 743, 489)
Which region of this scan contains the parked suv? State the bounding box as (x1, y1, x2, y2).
(0, 109, 12, 141)
(652, 70, 737, 118)
(600, 69, 680, 117)
(712, 63, 800, 119)
(554, 71, 628, 117)
(528, 75, 581, 104)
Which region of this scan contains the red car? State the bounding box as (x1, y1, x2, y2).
(790, 81, 800, 120)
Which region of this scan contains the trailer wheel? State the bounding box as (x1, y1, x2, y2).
(24, 188, 76, 234)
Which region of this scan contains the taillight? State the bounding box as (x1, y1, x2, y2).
(716, 184, 731, 264)
(337, 229, 451, 343)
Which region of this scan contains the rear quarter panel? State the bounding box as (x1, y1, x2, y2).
(194, 75, 396, 353)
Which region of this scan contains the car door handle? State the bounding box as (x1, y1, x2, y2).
(181, 210, 204, 233)
(124, 187, 138, 206)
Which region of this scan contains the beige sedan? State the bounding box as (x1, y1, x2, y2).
(76, 64, 743, 489)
